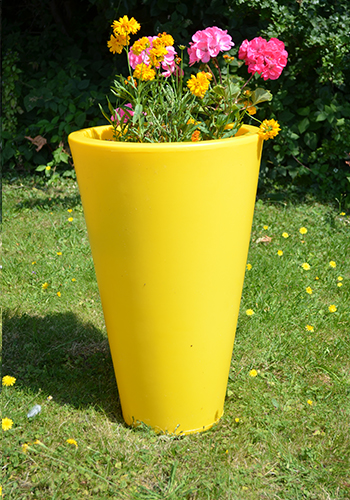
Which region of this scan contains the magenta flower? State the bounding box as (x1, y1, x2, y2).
(238, 37, 288, 80)
(111, 103, 134, 125)
(188, 27, 234, 65)
(129, 36, 177, 77)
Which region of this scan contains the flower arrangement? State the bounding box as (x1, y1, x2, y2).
(102, 15, 288, 143)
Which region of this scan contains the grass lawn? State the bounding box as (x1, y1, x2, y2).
(2, 176, 350, 499)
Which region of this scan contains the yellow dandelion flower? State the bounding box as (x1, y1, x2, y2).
(0, 485, 2, 496)
(2, 375, 16, 387)
(277, 250, 283, 256)
(68, 217, 73, 222)
(337, 282, 343, 287)
(133, 63, 156, 81)
(22, 443, 29, 454)
(307, 399, 313, 405)
(337, 276, 343, 281)
(246, 263, 252, 270)
(299, 227, 307, 234)
(32, 261, 36, 265)
(112, 16, 140, 36)
(340, 212, 346, 216)
(249, 369, 258, 377)
(107, 34, 129, 54)
(72, 278, 76, 282)
(187, 71, 212, 99)
(246, 309, 254, 316)
(315, 276, 319, 280)
(57, 291, 61, 297)
(302, 263, 311, 270)
(328, 304, 337, 313)
(305, 325, 314, 332)
(263, 225, 269, 230)
(329, 261, 336, 268)
(306, 286, 313, 295)
(258, 119, 281, 140)
(45, 166, 51, 171)
(282, 232, 289, 238)
(67, 209, 72, 213)
(235, 417, 240, 423)
(191, 130, 201, 142)
(42, 282, 49, 289)
(66, 438, 78, 447)
(57, 252, 62, 256)
(2, 417, 14, 431)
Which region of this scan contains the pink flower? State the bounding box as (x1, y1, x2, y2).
(111, 103, 134, 125)
(238, 37, 288, 80)
(129, 36, 178, 77)
(188, 27, 234, 65)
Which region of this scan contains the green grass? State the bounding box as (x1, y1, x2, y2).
(2, 176, 350, 499)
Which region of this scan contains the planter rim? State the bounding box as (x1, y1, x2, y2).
(68, 124, 260, 152)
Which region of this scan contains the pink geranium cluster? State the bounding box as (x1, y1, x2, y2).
(129, 36, 177, 77)
(188, 27, 234, 65)
(238, 37, 288, 80)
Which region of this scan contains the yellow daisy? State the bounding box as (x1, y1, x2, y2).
(2, 375, 16, 387)
(2, 418, 14, 431)
(187, 72, 212, 99)
(112, 16, 140, 36)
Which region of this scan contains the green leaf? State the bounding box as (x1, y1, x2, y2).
(304, 131, 318, 150)
(133, 104, 143, 124)
(250, 88, 272, 105)
(297, 106, 310, 116)
(35, 165, 47, 171)
(298, 118, 310, 134)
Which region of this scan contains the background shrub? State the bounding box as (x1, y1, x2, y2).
(2, 0, 350, 205)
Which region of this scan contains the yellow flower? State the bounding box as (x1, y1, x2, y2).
(263, 225, 269, 230)
(329, 261, 336, 268)
(246, 263, 252, 270)
(299, 227, 307, 234)
(282, 232, 289, 238)
(133, 63, 156, 81)
(107, 34, 129, 54)
(2, 418, 14, 431)
(315, 276, 319, 280)
(191, 130, 201, 142)
(340, 212, 345, 216)
(328, 304, 337, 313)
(149, 45, 168, 66)
(112, 16, 140, 36)
(155, 32, 174, 47)
(187, 71, 212, 99)
(249, 369, 258, 377)
(57, 291, 61, 297)
(235, 417, 240, 423)
(2, 376, 16, 387)
(305, 286, 313, 295)
(246, 309, 254, 316)
(45, 165, 51, 171)
(32, 261, 36, 265)
(71, 278, 76, 282)
(305, 325, 314, 332)
(42, 282, 49, 289)
(337, 282, 343, 287)
(301, 263, 310, 270)
(337, 276, 343, 281)
(0, 485, 2, 496)
(131, 36, 151, 55)
(66, 438, 78, 447)
(307, 399, 313, 405)
(22, 443, 29, 454)
(67, 209, 72, 213)
(68, 217, 73, 222)
(57, 252, 62, 256)
(277, 250, 283, 256)
(258, 119, 281, 140)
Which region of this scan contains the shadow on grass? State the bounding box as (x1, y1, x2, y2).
(2, 309, 124, 424)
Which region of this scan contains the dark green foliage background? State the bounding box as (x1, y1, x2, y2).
(2, 0, 350, 205)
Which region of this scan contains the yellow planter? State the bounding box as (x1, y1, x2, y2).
(68, 125, 263, 435)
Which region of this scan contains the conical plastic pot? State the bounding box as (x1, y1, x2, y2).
(68, 125, 263, 435)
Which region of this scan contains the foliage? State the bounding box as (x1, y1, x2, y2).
(2, 176, 350, 498)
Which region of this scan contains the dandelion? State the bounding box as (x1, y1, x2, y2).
(307, 400, 313, 405)
(258, 119, 281, 140)
(277, 250, 283, 256)
(337, 276, 343, 281)
(187, 71, 212, 99)
(22, 443, 29, 454)
(235, 417, 240, 423)
(329, 261, 336, 268)
(42, 282, 49, 289)
(45, 166, 51, 171)
(112, 16, 141, 36)
(246, 309, 254, 316)
(68, 217, 73, 222)
(315, 276, 319, 280)
(328, 304, 337, 313)
(337, 282, 343, 287)
(246, 263, 252, 270)
(340, 212, 345, 216)
(299, 227, 307, 234)
(66, 438, 78, 447)
(67, 209, 73, 213)
(0, 486, 2, 496)
(282, 232, 289, 238)
(305, 325, 314, 332)
(32, 261, 36, 265)
(2, 418, 13, 431)
(2, 376, 16, 387)
(263, 225, 269, 230)
(57, 291, 61, 297)
(301, 263, 310, 270)
(72, 278, 76, 282)
(305, 286, 313, 295)
(57, 252, 62, 256)
(249, 369, 258, 377)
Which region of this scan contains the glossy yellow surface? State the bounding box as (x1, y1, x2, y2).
(68, 125, 263, 434)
